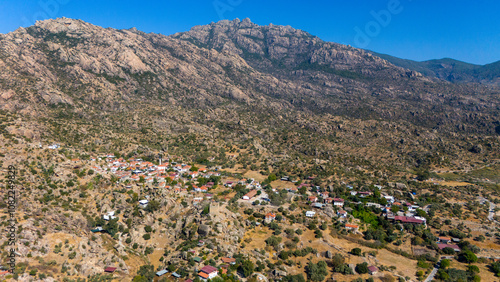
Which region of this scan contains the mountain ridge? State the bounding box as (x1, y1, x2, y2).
(368, 50, 500, 86)
(0, 17, 499, 172)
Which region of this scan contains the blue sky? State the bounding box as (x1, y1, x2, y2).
(0, 0, 499, 65)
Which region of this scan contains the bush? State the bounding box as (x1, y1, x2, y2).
(460, 251, 478, 263)
(440, 259, 450, 269)
(468, 265, 480, 273)
(355, 262, 369, 274)
(305, 261, 328, 282)
(239, 260, 254, 277)
(351, 248, 362, 256)
(143, 233, 151, 240)
(442, 247, 456, 255)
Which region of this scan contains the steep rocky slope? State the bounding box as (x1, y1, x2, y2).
(0, 17, 499, 172)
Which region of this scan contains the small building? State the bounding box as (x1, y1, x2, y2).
(333, 198, 344, 207)
(324, 197, 333, 204)
(392, 215, 425, 225)
(91, 226, 104, 233)
(311, 203, 325, 209)
(308, 196, 318, 203)
(337, 210, 347, 218)
(103, 211, 116, 221)
(358, 191, 372, 198)
(306, 211, 316, 217)
(438, 243, 461, 252)
(438, 237, 451, 244)
(139, 199, 149, 208)
(198, 265, 218, 280)
(221, 257, 236, 265)
(172, 272, 182, 278)
(156, 269, 168, 276)
(384, 195, 395, 203)
(368, 266, 379, 275)
(345, 224, 359, 232)
(273, 269, 287, 276)
(243, 190, 257, 200)
(265, 212, 276, 223)
(193, 257, 202, 263)
(104, 267, 117, 273)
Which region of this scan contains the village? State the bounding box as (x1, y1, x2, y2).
(1, 140, 498, 282)
(77, 152, 485, 281)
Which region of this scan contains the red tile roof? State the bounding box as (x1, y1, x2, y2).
(104, 267, 117, 273)
(200, 265, 218, 274)
(394, 216, 424, 224)
(221, 257, 236, 263)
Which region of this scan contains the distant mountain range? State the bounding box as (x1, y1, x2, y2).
(367, 51, 500, 86)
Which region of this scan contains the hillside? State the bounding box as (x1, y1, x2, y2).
(1, 17, 500, 282)
(0, 18, 499, 174)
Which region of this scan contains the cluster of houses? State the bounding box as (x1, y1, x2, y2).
(152, 256, 236, 281)
(89, 155, 221, 188)
(295, 184, 428, 233)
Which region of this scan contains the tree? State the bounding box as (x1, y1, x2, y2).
(442, 247, 456, 255)
(351, 248, 362, 256)
(268, 174, 277, 182)
(146, 200, 160, 213)
(265, 235, 282, 249)
(390, 205, 400, 213)
(468, 265, 480, 273)
(436, 270, 449, 280)
(105, 218, 119, 236)
(440, 259, 451, 269)
(305, 261, 328, 281)
(355, 262, 369, 274)
(239, 260, 254, 277)
(490, 261, 500, 276)
(135, 265, 155, 281)
(460, 251, 478, 263)
(202, 205, 210, 215)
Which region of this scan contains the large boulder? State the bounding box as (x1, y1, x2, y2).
(198, 224, 210, 237)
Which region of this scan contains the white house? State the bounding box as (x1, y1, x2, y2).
(333, 198, 344, 207)
(103, 211, 116, 221)
(198, 265, 218, 280)
(384, 195, 395, 203)
(139, 199, 149, 208)
(306, 211, 316, 217)
(337, 210, 347, 218)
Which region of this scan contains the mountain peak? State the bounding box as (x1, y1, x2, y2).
(33, 17, 99, 34)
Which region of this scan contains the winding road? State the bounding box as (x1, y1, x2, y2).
(424, 256, 454, 282)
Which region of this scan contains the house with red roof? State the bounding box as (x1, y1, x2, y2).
(308, 196, 318, 203)
(345, 224, 359, 232)
(243, 190, 257, 200)
(265, 212, 276, 223)
(198, 265, 218, 280)
(221, 257, 236, 265)
(333, 198, 344, 207)
(368, 266, 379, 275)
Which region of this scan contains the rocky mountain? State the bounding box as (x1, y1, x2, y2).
(0, 17, 499, 172)
(368, 51, 500, 86)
